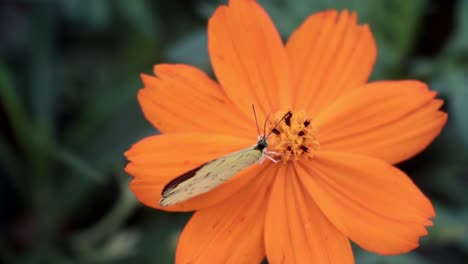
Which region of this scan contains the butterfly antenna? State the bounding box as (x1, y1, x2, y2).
(267, 111, 292, 138)
(263, 111, 272, 138)
(252, 104, 261, 138)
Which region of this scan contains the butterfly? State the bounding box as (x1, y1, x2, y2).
(159, 106, 291, 206)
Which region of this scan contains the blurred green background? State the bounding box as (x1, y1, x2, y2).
(0, 0, 467, 263)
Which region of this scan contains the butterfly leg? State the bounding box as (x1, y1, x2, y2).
(259, 153, 280, 163)
(265, 150, 283, 156)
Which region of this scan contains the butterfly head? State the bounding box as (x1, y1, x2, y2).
(251, 105, 292, 153)
(254, 136, 269, 151)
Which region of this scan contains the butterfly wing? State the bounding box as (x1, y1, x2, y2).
(159, 146, 263, 206)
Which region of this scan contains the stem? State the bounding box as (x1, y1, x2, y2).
(72, 176, 138, 254)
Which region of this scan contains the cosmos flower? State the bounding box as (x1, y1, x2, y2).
(125, 0, 447, 262)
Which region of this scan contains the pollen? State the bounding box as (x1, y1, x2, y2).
(269, 110, 320, 162)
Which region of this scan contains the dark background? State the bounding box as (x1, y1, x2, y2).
(1, 0, 467, 263)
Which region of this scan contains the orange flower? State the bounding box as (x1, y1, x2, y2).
(125, 0, 447, 263)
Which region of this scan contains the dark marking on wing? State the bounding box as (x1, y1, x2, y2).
(161, 161, 212, 197)
(300, 146, 309, 152)
(298, 131, 305, 136)
(272, 128, 280, 135)
(215, 159, 226, 167)
(236, 154, 245, 160)
(303, 120, 310, 127)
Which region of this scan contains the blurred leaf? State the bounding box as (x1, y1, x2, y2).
(60, 0, 111, 30)
(81, 229, 140, 263)
(445, 70, 468, 146)
(0, 136, 17, 178)
(29, 2, 56, 133)
(461, 211, 468, 252)
(420, 68, 468, 147)
(411, 1, 468, 82)
(116, 0, 159, 38)
(0, 63, 34, 157)
(63, 33, 158, 149)
(366, 0, 427, 78)
(60, 93, 151, 222)
(442, 0, 468, 59)
(355, 250, 432, 264)
(167, 29, 210, 71)
(46, 143, 104, 183)
(196, 0, 222, 20)
(425, 161, 468, 205)
(27, 5, 59, 232)
(0, 64, 26, 192)
(72, 177, 138, 254)
(0, 135, 27, 199)
(5, 246, 74, 264)
(121, 212, 190, 264)
(73, 99, 151, 172)
(427, 203, 468, 249)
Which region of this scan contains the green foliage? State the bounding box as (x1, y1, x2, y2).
(0, 0, 467, 263)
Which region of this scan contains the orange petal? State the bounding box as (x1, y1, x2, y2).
(125, 133, 263, 212)
(264, 164, 354, 263)
(286, 10, 376, 115)
(208, 0, 291, 117)
(139, 64, 253, 138)
(176, 166, 275, 263)
(299, 151, 435, 255)
(315, 80, 447, 164)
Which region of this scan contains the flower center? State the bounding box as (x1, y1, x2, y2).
(268, 110, 320, 162)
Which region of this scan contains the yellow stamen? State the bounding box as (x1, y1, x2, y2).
(269, 110, 320, 162)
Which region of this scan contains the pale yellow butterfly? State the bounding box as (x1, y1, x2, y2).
(159, 106, 292, 206)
